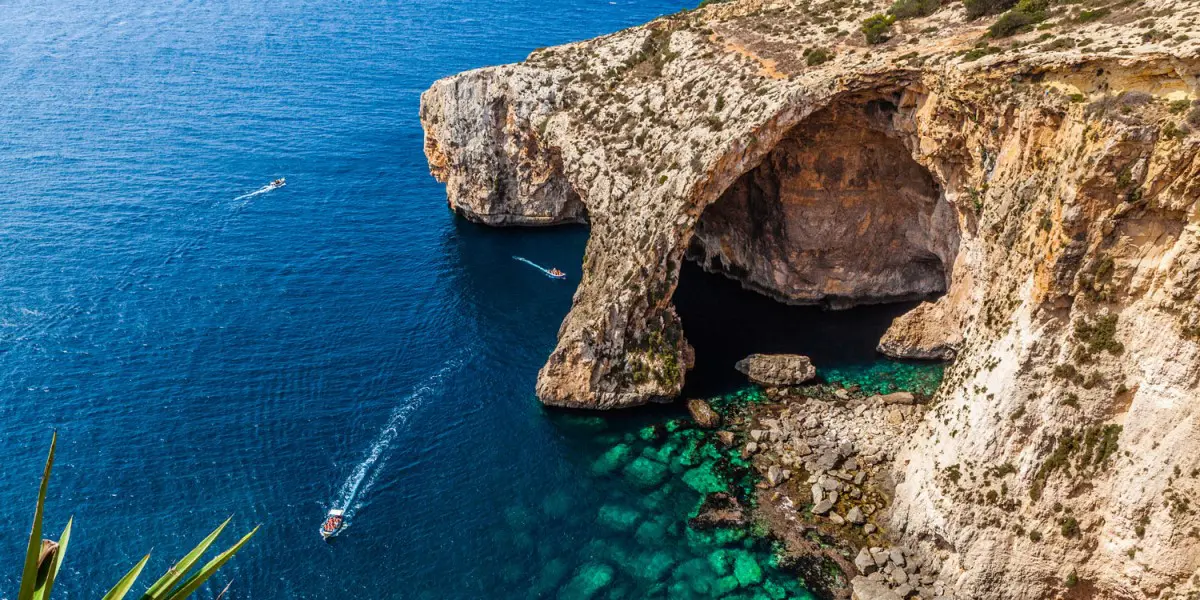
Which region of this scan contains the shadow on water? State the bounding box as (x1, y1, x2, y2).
(672, 261, 923, 398)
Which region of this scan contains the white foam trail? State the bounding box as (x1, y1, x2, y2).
(232, 181, 282, 202)
(512, 255, 564, 279)
(331, 358, 460, 517)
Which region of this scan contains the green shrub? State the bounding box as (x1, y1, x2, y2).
(890, 0, 941, 19)
(1168, 99, 1191, 114)
(963, 0, 1017, 19)
(1061, 516, 1080, 538)
(963, 45, 1001, 61)
(1074, 315, 1123, 356)
(1029, 530, 1043, 542)
(806, 48, 834, 66)
(862, 14, 896, 44)
(1076, 8, 1108, 22)
(989, 0, 1048, 38)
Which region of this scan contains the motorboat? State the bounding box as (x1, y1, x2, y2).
(270, 178, 286, 188)
(320, 509, 345, 540)
(546, 268, 566, 280)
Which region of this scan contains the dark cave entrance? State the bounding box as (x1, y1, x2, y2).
(673, 261, 922, 397)
(673, 93, 959, 397)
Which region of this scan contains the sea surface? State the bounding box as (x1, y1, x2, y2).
(0, 1, 942, 598)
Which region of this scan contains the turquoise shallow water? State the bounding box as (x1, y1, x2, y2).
(0, 1, 943, 598)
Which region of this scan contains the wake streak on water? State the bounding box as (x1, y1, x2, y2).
(330, 358, 461, 521)
(512, 255, 564, 279)
(232, 182, 283, 202)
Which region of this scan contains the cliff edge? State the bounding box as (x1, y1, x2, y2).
(422, 0, 1200, 597)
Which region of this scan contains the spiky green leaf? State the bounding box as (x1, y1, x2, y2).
(19, 433, 56, 600)
(162, 526, 258, 600)
(139, 517, 232, 600)
(31, 517, 72, 600)
(102, 554, 151, 600)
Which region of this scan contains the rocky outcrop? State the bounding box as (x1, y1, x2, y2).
(423, 0, 1200, 596)
(734, 354, 817, 386)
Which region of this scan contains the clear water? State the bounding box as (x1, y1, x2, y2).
(0, 1, 942, 598)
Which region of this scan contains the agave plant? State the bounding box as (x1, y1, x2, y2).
(19, 434, 258, 600)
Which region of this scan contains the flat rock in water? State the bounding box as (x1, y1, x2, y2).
(686, 398, 721, 428)
(734, 354, 817, 386)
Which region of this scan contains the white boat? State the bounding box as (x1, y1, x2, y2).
(270, 178, 286, 188)
(320, 509, 345, 540)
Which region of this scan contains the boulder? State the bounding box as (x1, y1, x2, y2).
(559, 563, 615, 600)
(734, 354, 817, 386)
(851, 576, 903, 600)
(847, 506, 865, 524)
(715, 430, 736, 447)
(855, 547, 877, 574)
(686, 398, 721, 428)
(767, 465, 783, 486)
(873, 391, 916, 405)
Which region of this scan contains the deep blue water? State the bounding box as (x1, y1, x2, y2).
(0, 2, 940, 598)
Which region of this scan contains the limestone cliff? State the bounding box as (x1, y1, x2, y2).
(422, 0, 1200, 597)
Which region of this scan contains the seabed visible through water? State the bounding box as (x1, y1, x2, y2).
(485, 357, 943, 600)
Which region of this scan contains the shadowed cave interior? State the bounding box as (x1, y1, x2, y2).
(673, 95, 958, 397)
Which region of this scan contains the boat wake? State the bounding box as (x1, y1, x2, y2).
(329, 358, 460, 527)
(512, 255, 565, 279)
(232, 180, 284, 202)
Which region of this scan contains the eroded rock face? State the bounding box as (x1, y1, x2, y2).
(689, 101, 958, 308)
(734, 354, 817, 386)
(421, 70, 587, 226)
(422, 0, 1200, 596)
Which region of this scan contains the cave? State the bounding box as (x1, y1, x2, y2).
(687, 97, 959, 309)
(673, 261, 923, 396)
(674, 94, 960, 396)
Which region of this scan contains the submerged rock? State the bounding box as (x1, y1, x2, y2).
(635, 551, 677, 582)
(689, 492, 747, 530)
(597, 504, 640, 532)
(686, 398, 721, 428)
(623, 456, 668, 488)
(732, 550, 764, 586)
(681, 462, 726, 495)
(591, 444, 633, 475)
(559, 563, 614, 600)
(734, 354, 817, 387)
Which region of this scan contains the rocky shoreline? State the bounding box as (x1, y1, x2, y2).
(688, 357, 955, 600)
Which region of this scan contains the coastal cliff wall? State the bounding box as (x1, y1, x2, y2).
(421, 0, 1200, 596)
